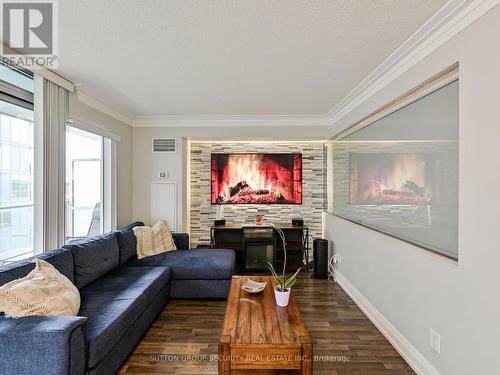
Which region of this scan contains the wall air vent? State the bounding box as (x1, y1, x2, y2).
(152, 138, 177, 153)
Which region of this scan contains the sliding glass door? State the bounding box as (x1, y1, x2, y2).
(65, 126, 104, 241)
(65, 125, 115, 242)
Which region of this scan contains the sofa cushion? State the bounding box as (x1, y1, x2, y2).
(0, 259, 80, 318)
(119, 221, 144, 231)
(79, 266, 170, 369)
(116, 231, 190, 267)
(115, 230, 138, 266)
(133, 220, 177, 259)
(125, 249, 235, 280)
(64, 233, 119, 289)
(116, 230, 137, 265)
(0, 248, 75, 286)
(172, 233, 189, 250)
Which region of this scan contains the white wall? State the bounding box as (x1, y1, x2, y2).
(324, 5, 500, 375)
(132, 126, 331, 231)
(69, 93, 134, 227)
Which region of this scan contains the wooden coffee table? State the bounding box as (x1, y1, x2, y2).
(219, 276, 312, 374)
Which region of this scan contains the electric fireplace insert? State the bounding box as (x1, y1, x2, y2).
(211, 153, 302, 204)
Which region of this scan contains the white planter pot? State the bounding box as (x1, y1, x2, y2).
(274, 287, 291, 307)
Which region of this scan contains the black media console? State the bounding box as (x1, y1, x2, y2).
(210, 223, 309, 273)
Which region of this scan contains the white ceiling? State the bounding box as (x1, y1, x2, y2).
(58, 0, 447, 118)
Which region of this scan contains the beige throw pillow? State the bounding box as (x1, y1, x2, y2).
(0, 259, 80, 318)
(133, 220, 177, 259)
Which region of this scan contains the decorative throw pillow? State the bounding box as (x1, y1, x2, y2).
(0, 259, 80, 318)
(133, 220, 177, 259)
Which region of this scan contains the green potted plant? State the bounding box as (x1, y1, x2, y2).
(266, 225, 301, 307)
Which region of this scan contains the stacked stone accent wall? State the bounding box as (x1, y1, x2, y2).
(190, 142, 325, 252)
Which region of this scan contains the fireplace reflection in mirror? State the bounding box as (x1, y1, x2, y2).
(349, 153, 442, 206)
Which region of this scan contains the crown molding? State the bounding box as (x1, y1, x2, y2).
(75, 89, 134, 126)
(132, 114, 331, 128)
(327, 0, 500, 125)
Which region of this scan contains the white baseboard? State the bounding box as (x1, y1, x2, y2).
(335, 272, 441, 375)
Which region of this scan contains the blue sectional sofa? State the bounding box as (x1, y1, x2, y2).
(0, 222, 235, 375)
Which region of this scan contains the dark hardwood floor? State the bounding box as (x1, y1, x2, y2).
(119, 276, 415, 375)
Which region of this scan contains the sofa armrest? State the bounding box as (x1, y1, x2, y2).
(0, 316, 88, 375)
(172, 233, 190, 250)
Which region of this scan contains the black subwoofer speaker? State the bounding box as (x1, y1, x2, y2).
(313, 239, 328, 279)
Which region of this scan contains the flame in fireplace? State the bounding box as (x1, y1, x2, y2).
(220, 154, 275, 199)
(212, 153, 301, 204)
(350, 153, 435, 205)
(383, 155, 426, 191)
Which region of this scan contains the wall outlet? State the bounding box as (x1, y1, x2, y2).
(332, 254, 341, 264)
(158, 171, 168, 179)
(430, 328, 441, 354)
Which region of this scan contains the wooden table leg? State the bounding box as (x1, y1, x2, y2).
(301, 338, 313, 375)
(219, 335, 231, 375)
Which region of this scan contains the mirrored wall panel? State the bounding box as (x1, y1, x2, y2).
(327, 76, 459, 259)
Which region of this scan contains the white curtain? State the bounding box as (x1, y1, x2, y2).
(42, 79, 68, 249)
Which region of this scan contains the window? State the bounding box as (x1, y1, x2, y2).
(0, 89, 35, 264)
(0, 210, 12, 229)
(65, 125, 115, 242)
